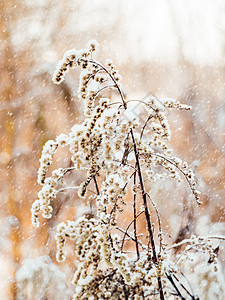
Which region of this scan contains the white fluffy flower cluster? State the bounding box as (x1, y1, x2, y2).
(32, 133, 70, 227)
(37, 140, 58, 185)
(55, 215, 173, 299)
(32, 168, 64, 226)
(162, 98, 192, 110)
(53, 40, 98, 85)
(55, 216, 100, 264)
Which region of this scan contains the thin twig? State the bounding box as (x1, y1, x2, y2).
(116, 227, 138, 244)
(116, 227, 147, 250)
(57, 186, 78, 193)
(166, 273, 185, 300)
(167, 235, 225, 252)
(93, 175, 100, 195)
(140, 114, 154, 140)
(120, 211, 144, 251)
(63, 166, 77, 175)
(146, 192, 163, 253)
(96, 84, 115, 96)
(133, 170, 140, 260)
(172, 273, 197, 299)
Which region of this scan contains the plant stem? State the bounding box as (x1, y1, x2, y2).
(93, 175, 100, 195)
(133, 170, 140, 260)
(120, 211, 144, 251)
(130, 129, 165, 300)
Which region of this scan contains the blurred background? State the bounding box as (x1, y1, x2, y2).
(0, 0, 225, 298)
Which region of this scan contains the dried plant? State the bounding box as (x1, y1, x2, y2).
(31, 41, 224, 299)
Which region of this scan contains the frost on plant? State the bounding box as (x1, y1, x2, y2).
(31, 41, 224, 299)
(16, 256, 72, 300)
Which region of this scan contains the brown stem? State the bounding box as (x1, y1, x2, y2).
(133, 170, 140, 260)
(172, 273, 197, 299)
(120, 211, 144, 251)
(130, 129, 156, 260)
(166, 273, 185, 299)
(116, 226, 143, 246)
(146, 192, 162, 253)
(140, 114, 154, 140)
(130, 129, 165, 300)
(93, 175, 100, 195)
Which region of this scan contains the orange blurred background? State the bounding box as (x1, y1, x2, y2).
(0, 0, 225, 298)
